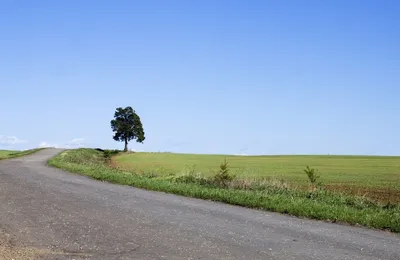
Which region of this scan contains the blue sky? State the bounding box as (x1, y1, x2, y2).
(0, 0, 399, 155)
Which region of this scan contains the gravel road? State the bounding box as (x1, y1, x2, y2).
(0, 148, 399, 260)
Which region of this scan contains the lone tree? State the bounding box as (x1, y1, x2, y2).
(110, 106, 145, 152)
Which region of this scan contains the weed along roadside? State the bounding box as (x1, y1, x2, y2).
(48, 148, 400, 233)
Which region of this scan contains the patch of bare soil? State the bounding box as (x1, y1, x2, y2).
(0, 231, 50, 260)
(324, 184, 400, 204)
(0, 230, 93, 260)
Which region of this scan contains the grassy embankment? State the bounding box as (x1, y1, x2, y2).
(48, 148, 400, 232)
(0, 148, 44, 160)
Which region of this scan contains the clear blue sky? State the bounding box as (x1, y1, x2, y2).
(1, 0, 399, 155)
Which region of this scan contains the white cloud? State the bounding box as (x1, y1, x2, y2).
(0, 135, 27, 145)
(66, 138, 85, 148)
(38, 138, 85, 149)
(38, 141, 59, 148)
(68, 138, 84, 145)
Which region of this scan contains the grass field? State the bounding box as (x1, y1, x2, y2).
(113, 152, 400, 203)
(0, 150, 15, 158)
(0, 149, 43, 160)
(48, 148, 400, 232)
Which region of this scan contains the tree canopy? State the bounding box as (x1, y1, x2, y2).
(110, 106, 145, 152)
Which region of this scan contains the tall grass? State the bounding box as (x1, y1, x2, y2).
(48, 148, 400, 233)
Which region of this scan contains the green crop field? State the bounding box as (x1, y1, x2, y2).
(114, 152, 400, 202)
(0, 149, 43, 160)
(0, 150, 18, 159)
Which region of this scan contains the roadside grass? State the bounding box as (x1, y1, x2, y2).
(0, 148, 44, 160)
(114, 152, 400, 203)
(48, 148, 400, 233)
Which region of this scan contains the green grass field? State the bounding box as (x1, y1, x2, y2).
(0, 150, 18, 157)
(0, 149, 43, 160)
(114, 152, 400, 202)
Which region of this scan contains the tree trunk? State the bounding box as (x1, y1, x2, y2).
(124, 139, 128, 152)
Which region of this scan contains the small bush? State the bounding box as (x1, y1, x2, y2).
(212, 159, 235, 187)
(304, 165, 322, 190)
(103, 149, 121, 162)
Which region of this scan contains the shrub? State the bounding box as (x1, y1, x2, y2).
(212, 159, 235, 187)
(304, 165, 322, 191)
(103, 149, 121, 162)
